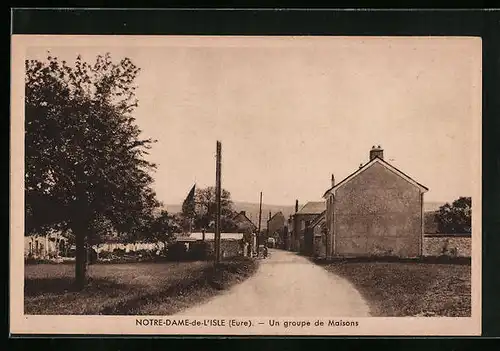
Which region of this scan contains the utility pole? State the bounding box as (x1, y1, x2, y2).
(257, 192, 262, 256)
(214, 141, 222, 267)
(267, 211, 271, 248)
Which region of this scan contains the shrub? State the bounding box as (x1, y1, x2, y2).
(165, 242, 188, 261)
(98, 250, 114, 259)
(113, 248, 126, 255)
(435, 197, 472, 234)
(189, 241, 211, 260)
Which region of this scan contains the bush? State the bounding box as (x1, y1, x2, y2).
(189, 241, 212, 260)
(436, 197, 472, 234)
(88, 248, 98, 264)
(113, 248, 126, 255)
(165, 242, 188, 261)
(66, 247, 76, 258)
(98, 250, 114, 259)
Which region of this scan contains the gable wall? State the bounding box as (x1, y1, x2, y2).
(334, 162, 423, 257)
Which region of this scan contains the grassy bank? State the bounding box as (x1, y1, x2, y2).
(25, 257, 258, 315)
(315, 259, 471, 317)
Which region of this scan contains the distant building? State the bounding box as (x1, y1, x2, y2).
(284, 215, 293, 251)
(267, 211, 286, 248)
(232, 210, 258, 233)
(308, 210, 326, 258)
(292, 201, 326, 255)
(322, 146, 428, 258)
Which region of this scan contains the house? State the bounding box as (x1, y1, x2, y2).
(283, 215, 293, 251)
(232, 210, 258, 254)
(322, 145, 428, 258)
(292, 200, 326, 255)
(233, 210, 257, 233)
(308, 210, 326, 257)
(267, 211, 286, 248)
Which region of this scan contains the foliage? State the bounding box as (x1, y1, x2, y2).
(435, 197, 472, 234)
(165, 242, 188, 261)
(25, 52, 160, 287)
(190, 241, 212, 260)
(140, 209, 182, 250)
(193, 186, 238, 232)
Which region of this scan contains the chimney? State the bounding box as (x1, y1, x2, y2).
(369, 145, 384, 161)
(359, 163, 364, 169)
(269, 211, 272, 220)
(331, 174, 335, 187)
(295, 200, 299, 213)
(240, 210, 246, 216)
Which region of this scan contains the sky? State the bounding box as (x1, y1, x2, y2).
(26, 36, 482, 206)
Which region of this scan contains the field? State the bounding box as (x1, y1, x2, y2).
(25, 258, 258, 315)
(317, 260, 471, 317)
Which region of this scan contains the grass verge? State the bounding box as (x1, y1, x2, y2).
(315, 259, 471, 317)
(24, 257, 258, 315)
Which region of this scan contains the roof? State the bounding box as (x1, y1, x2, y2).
(268, 211, 284, 222)
(323, 156, 429, 198)
(232, 212, 257, 228)
(177, 232, 244, 241)
(296, 201, 326, 215)
(310, 210, 326, 228)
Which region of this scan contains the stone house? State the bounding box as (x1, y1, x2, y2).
(322, 146, 428, 258)
(309, 210, 326, 257)
(232, 211, 257, 254)
(292, 201, 326, 255)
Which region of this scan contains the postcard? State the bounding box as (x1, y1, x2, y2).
(10, 35, 482, 335)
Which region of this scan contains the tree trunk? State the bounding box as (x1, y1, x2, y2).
(74, 226, 88, 290)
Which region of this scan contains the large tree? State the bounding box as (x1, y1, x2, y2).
(140, 210, 182, 253)
(435, 196, 472, 234)
(193, 186, 237, 232)
(25, 53, 160, 289)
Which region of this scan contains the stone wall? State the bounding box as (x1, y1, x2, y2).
(422, 235, 471, 257)
(204, 240, 243, 258)
(220, 240, 243, 258)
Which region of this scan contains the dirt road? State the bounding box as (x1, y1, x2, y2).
(176, 249, 370, 317)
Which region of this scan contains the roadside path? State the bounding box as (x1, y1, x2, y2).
(175, 249, 370, 317)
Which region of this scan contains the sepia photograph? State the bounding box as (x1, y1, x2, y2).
(10, 35, 482, 335)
